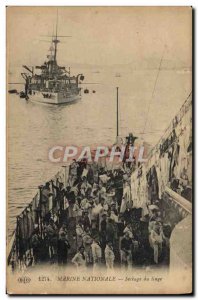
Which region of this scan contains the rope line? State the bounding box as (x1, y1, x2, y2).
(142, 46, 166, 135)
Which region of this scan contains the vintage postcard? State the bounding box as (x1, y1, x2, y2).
(6, 6, 192, 294)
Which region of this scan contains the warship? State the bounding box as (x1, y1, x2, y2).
(21, 24, 84, 104)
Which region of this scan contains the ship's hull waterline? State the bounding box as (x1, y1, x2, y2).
(29, 90, 81, 105)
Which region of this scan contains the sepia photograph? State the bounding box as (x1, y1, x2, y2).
(6, 6, 192, 294)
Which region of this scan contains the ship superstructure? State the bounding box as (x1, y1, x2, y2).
(21, 24, 84, 104)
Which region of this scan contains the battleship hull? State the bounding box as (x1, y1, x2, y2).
(29, 89, 81, 105)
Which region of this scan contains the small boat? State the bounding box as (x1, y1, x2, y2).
(84, 88, 89, 94)
(115, 73, 121, 78)
(8, 89, 18, 94)
(19, 91, 28, 99)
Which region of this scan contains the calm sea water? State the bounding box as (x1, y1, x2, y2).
(7, 69, 189, 240)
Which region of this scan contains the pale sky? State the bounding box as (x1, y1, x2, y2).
(7, 7, 192, 69)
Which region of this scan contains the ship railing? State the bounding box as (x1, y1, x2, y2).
(130, 94, 192, 214)
(7, 164, 70, 269)
(147, 92, 192, 160)
(164, 186, 192, 215)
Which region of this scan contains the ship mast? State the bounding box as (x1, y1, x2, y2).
(53, 10, 59, 62)
(52, 10, 60, 62)
(49, 11, 72, 64)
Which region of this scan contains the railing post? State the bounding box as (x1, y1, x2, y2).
(38, 185, 43, 238)
(16, 216, 19, 259)
(62, 165, 67, 188)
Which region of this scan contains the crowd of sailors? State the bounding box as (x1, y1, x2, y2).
(27, 158, 171, 271)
